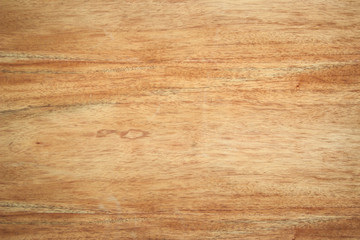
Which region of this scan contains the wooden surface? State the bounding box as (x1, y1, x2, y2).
(1, 0, 360, 239)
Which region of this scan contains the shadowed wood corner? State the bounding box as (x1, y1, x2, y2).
(0, 0, 359, 239)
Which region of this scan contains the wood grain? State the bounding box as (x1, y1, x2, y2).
(1, 0, 360, 239)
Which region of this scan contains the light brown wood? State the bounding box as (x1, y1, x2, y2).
(1, 0, 360, 239)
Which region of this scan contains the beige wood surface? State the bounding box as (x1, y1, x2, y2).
(1, 0, 360, 239)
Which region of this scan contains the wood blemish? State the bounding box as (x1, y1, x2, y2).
(96, 129, 149, 139)
(96, 129, 117, 137)
(120, 129, 149, 139)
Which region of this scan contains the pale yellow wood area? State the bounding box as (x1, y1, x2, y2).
(0, 0, 360, 239)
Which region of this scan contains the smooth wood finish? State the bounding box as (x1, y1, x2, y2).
(1, 0, 360, 239)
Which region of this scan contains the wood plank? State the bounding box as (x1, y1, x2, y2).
(1, 0, 359, 239)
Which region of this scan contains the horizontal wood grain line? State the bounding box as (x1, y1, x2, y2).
(1, 101, 360, 115)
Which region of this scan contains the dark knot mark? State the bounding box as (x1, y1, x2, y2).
(96, 129, 148, 139)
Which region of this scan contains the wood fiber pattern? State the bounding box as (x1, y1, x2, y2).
(0, 0, 360, 239)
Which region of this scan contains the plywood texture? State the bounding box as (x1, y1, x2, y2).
(1, 0, 360, 239)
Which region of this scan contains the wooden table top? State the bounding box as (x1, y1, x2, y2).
(1, 0, 359, 239)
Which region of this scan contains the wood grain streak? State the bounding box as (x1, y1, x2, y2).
(0, 0, 359, 239)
